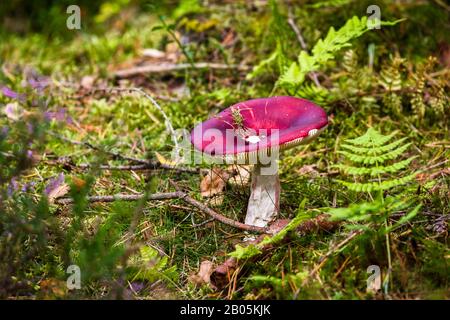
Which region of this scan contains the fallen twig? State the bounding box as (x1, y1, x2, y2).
(75, 162, 199, 173)
(55, 192, 182, 205)
(169, 180, 266, 233)
(287, 10, 321, 87)
(56, 189, 266, 233)
(114, 62, 250, 78)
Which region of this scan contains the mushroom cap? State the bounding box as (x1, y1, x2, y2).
(190, 96, 328, 162)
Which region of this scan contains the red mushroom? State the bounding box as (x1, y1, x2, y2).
(191, 96, 328, 227)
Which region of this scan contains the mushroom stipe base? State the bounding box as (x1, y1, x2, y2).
(245, 163, 281, 227)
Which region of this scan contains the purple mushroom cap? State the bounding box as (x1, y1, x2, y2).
(190, 96, 328, 160)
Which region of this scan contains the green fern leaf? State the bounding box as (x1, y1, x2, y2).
(333, 156, 417, 176)
(337, 142, 412, 164)
(345, 127, 397, 146)
(341, 137, 409, 155)
(278, 62, 304, 85)
(337, 173, 416, 192)
(277, 16, 403, 87)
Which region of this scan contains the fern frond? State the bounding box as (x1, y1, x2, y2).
(328, 199, 386, 222)
(379, 57, 404, 91)
(327, 196, 416, 225)
(294, 82, 331, 104)
(336, 173, 416, 192)
(278, 16, 403, 87)
(341, 137, 409, 155)
(342, 49, 358, 73)
(312, 16, 369, 65)
(337, 142, 412, 164)
(278, 61, 304, 86)
(345, 127, 397, 146)
(333, 156, 417, 176)
(246, 50, 279, 80)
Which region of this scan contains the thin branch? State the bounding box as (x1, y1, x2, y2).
(180, 192, 266, 233)
(287, 10, 322, 88)
(192, 218, 216, 228)
(56, 189, 266, 234)
(114, 62, 250, 78)
(75, 162, 199, 173)
(169, 179, 266, 233)
(55, 192, 182, 205)
(287, 12, 307, 50)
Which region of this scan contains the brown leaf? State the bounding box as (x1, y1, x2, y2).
(188, 260, 215, 287)
(200, 168, 229, 198)
(297, 164, 319, 178)
(80, 75, 95, 90)
(48, 183, 70, 203)
(228, 165, 251, 187)
(39, 278, 67, 298)
(206, 194, 224, 207)
(155, 151, 179, 167)
(71, 176, 86, 191)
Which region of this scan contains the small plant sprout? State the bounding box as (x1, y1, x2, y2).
(190, 96, 328, 227)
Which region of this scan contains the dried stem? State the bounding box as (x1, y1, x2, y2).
(287, 10, 322, 88)
(114, 62, 250, 78)
(56, 189, 267, 234)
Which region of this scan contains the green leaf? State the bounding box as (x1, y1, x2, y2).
(333, 156, 418, 176)
(277, 16, 403, 87)
(337, 142, 412, 164)
(278, 62, 304, 85)
(228, 244, 262, 260)
(387, 204, 421, 232)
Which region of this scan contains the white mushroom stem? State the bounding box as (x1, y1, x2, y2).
(244, 163, 280, 227)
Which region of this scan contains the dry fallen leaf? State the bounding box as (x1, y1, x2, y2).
(39, 278, 67, 298)
(200, 168, 229, 199)
(155, 151, 179, 166)
(228, 165, 251, 187)
(205, 194, 225, 207)
(210, 258, 237, 290)
(71, 176, 86, 191)
(45, 173, 70, 203)
(297, 164, 319, 178)
(48, 183, 70, 203)
(80, 75, 95, 90)
(188, 260, 215, 286)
